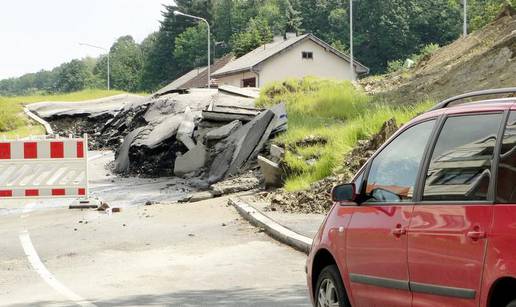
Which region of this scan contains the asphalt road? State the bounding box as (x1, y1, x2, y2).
(0, 152, 311, 307)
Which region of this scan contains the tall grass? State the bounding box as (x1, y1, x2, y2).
(258, 78, 433, 191)
(0, 89, 130, 138)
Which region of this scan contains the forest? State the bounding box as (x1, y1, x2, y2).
(1, 0, 514, 96)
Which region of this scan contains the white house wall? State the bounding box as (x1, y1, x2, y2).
(256, 39, 357, 87)
(216, 71, 258, 87)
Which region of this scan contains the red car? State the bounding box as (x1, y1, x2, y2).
(307, 88, 516, 307)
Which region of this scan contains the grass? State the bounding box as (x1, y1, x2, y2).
(257, 77, 434, 191)
(0, 89, 130, 139)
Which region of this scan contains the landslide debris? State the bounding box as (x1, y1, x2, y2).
(28, 87, 286, 187)
(263, 119, 398, 214)
(27, 94, 146, 149)
(361, 6, 516, 104)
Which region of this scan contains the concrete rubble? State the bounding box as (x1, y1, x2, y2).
(257, 143, 287, 188)
(27, 94, 146, 149)
(27, 87, 288, 189)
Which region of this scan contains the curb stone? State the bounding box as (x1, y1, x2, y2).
(228, 197, 313, 254)
(23, 107, 54, 135)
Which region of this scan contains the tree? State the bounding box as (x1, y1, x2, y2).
(213, 0, 235, 44)
(231, 17, 273, 57)
(469, 0, 516, 31)
(138, 2, 203, 91)
(54, 59, 92, 92)
(94, 36, 143, 92)
(280, 0, 303, 34)
(174, 23, 211, 70)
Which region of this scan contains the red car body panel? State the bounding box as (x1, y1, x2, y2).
(408, 204, 492, 307)
(346, 205, 414, 307)
(307, 100, 516, 307)
(480, 206, 516, 306)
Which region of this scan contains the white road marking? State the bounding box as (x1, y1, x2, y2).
(18, 202, 97, 307)
(19, 230, 97, 307)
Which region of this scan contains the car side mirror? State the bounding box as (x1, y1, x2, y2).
(332, 183, 357, 203)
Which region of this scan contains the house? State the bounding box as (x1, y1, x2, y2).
(154, 54, 234, 96)
(212, 34, 369, 88)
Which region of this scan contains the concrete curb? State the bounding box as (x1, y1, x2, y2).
(23, 107, 54, 135)
(229, 197, 313, 254)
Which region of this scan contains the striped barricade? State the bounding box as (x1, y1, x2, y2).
(0, 135, 88, 199)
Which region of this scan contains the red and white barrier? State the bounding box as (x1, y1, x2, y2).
(0, 135, 88, 199)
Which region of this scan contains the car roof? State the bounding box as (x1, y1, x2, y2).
(413, 98, 516, 123)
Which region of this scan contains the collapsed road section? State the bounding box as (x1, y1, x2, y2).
(27, 86, 287, 190)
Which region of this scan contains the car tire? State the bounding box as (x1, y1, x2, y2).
(507, 299, 516, 307)
(315, 265, 350, 307)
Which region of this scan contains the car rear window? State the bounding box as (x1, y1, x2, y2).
(423, 113, 503, 201)
(496, 112, 516, 203)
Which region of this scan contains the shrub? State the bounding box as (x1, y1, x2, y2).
(387, 60, 405, 73)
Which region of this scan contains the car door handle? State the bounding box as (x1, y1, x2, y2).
(392, 225, 407, 237)
(467, 230, 487, 240)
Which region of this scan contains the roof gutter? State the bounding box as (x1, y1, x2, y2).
(212, 67, 253, 78)
(250, 66, 260, 87)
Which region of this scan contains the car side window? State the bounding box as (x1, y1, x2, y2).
(365, 120, 435, 203)
(496, 112, 516, 203)
(423, 113, 503, 201)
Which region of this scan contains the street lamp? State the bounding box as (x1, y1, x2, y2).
(463, 0, 468, 37)
(349, 0, 355, 81)
(174, 10, 211, 88)
(79, 43, 110, 90)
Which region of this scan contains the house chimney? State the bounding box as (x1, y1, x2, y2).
(273, 35, 284, 42)
(285, 32, 297, 40)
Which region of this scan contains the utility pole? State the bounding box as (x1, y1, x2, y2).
(350, 0, 354, 81)
(174, 10, 211, 88)
(463, 0, 468, 37)
(79, 43, 110, 90)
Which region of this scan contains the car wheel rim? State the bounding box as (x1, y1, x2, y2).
(317, 278, 339, 307)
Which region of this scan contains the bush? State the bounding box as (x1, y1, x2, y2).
(386, 43, 440, 73)
(0, 108, 24, 132)
(387, 60, 405, 73)
(411, 43, 439, 64)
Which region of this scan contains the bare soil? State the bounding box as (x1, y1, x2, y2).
(361, 8, 516, 105)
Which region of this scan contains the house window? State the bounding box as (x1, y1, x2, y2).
(242, 77, 256, 87)
(302, 51, 314, 60)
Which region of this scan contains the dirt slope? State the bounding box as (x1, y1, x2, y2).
(361, 6, 516, 104)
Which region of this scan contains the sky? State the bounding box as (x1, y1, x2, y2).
(0, 0, 175, 80)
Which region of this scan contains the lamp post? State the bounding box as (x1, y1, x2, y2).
(174, 10, 211, 89)
(79, 43, 110, 90)
(463, 0, 468, 37)
(349, 0, 355, 81)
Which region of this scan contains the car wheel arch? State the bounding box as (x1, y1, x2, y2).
(487, 276, 516, 307)
(312, 248, 341, 297)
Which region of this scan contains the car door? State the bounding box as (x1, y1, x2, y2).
(408, 112, 504, 307)
(345, 119, 436, 307)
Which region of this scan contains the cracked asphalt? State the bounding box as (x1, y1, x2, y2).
(0, 151, 310, 307)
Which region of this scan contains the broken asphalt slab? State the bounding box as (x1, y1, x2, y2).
(27, 94, 146, 119)
(205, 120, 242, 141)
(174, 144, 207, 177)
(208, 109, 276, 183)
